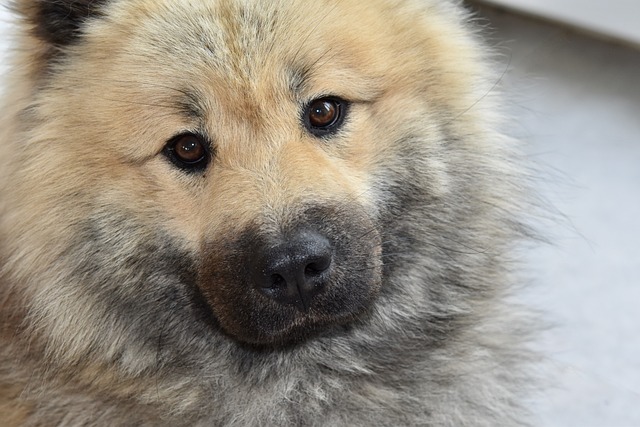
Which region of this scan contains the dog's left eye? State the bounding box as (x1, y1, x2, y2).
(303, 97, 348, 137)
(163, 133, 210, 173)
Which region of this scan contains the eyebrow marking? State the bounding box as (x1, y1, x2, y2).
(176, 89, 206, 120)
(287, 65, 312, 98)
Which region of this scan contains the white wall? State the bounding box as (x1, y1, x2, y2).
(478, 0, 640, 46)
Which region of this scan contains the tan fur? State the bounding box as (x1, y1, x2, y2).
(1, 0, 536, 425)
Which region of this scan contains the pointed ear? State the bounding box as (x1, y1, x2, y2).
(14, 0, 110, 47)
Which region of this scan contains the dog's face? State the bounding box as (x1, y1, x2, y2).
(74, 0, 400, 346)
(3, 0, 500, 384)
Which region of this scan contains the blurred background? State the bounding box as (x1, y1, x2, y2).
(469, 0, 640, 427)
(1, 1, 639, 425)
(464, 2, 640, 425)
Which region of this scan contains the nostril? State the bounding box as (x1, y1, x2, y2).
(304, 257, 331, 276)
(268, 273, 286, 289)
(304, 264, 319, 276)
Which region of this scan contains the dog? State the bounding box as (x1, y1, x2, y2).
(0, 0, 536, 425)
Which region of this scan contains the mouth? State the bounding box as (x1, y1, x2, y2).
(198, 204, 382, 346)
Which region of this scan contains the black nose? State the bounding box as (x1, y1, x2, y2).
(251, 230, 333, 312)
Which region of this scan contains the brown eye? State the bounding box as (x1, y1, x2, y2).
(309, 99, 337, 127)
(163, 133, 210, 172)
(303, 97, 348, 137)
(174, 135, 205, 163)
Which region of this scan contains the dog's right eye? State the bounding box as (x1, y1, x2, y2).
(303, 97, 348, 138)
(163, 133, 210, 173)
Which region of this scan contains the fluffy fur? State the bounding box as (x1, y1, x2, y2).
(0, 0, 536, 425)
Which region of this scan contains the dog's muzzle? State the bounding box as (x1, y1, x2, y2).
(199, 203, 382, 346)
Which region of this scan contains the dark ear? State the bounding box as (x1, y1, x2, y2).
(14, 0, 110, 47)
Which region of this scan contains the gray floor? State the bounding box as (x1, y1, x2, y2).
(471, 5, 640, 426)
(1, 5, 640, 427)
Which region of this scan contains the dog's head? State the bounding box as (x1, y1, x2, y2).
(3, 0, 508, 374)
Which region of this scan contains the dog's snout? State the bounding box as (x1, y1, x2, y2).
(251, 230, 333, 312)
(201, 205, 381, 344)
